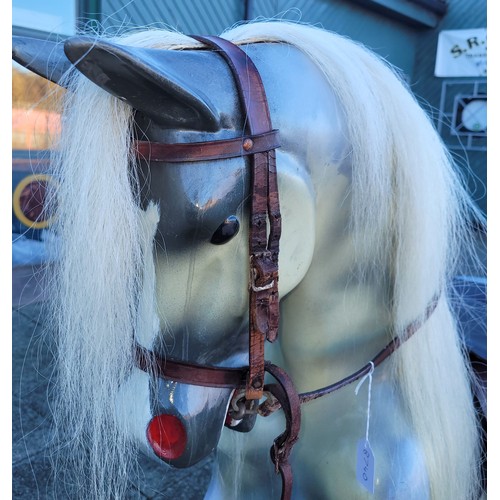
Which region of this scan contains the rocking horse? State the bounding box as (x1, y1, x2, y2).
(13, 20, 484, 499)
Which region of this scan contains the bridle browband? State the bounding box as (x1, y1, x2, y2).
(133, 35, 440, 500)
(134, 129, 280, 163)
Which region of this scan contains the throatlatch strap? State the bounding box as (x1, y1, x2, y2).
(192, 35, 282, 402)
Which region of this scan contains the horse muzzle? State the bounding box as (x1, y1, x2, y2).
(146, 377, 234, 468)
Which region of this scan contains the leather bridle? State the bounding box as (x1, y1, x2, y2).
(133, 35, 439, 500)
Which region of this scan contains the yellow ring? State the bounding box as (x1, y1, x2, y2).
(13, 173, 54, 229)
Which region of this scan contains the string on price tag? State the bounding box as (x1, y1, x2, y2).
(355, 362, 375, 494)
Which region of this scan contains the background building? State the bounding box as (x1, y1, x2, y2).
(12, 0, 487, 238)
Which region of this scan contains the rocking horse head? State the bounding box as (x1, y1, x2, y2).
(13, 21, 483, 499)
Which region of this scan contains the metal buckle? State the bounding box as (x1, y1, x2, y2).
(251, 267, 275, 292)
(250, 252, 277, 292)
(228, 389, 281, 420)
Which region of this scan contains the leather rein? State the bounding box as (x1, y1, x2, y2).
(133, 35, 439, 500)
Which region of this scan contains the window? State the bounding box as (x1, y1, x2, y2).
(12, 63, 64, 151)
(12, 1, 75, 257)
(12, 0, 76, 150)
(13, 0, 76, 37)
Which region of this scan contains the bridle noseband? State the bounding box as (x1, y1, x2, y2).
(133, 35, 439, 500)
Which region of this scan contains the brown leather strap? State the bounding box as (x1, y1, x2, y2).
(192, 35, 281, 401)
(260, 294, 441, 411)
(190, 35, 272, 135)
(135, 344, 247, 388)
(134, 130, 280, 163)
(264, 362, 301, 500)
(135, 296, 439, 393)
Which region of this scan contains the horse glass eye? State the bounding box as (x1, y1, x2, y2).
(210, 216, 240, 245)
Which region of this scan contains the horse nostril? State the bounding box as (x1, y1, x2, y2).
(146, 414, 187, 460)
(210, 215, 240, 245)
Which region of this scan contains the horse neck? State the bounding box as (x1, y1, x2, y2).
(255, 48, 396, 392)
(277, 180, 394, 393)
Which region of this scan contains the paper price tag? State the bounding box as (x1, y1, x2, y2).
(356, 439, 375, 494)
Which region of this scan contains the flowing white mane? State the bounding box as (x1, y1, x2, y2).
(46, 21, 482, 499)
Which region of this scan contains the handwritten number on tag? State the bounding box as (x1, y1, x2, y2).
(356, 440, 375, 494)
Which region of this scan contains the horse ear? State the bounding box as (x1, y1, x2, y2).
(63, 36, 220, 130)
(12, 36, 73, 87)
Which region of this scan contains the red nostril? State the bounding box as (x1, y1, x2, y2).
(146, 414, 187, 460)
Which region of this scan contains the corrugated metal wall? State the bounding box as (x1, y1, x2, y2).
(248, 0, 420, 77)
(94, 0, 486, 215)
(99, 0, 244, 35)
(97, 0, 422, 77)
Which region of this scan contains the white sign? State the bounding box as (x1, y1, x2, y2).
(435, 29, 487, 77)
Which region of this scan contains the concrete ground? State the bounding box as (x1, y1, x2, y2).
(12, 265, 214, 499)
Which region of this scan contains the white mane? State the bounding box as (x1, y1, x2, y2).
(46, 21, 483, 499)
(224, 21, 483, 498)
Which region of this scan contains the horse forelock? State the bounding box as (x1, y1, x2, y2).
(46, 29, 229, 498)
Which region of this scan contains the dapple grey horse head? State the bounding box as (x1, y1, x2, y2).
(13, 21, 483, 499)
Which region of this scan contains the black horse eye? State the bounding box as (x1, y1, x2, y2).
(210, 216, 240, 245)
